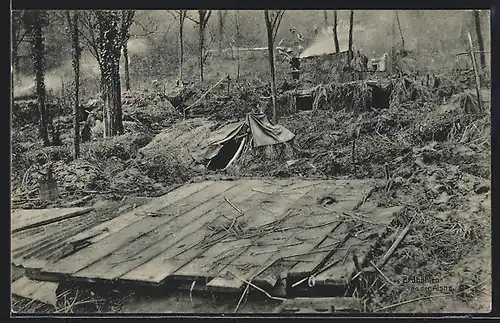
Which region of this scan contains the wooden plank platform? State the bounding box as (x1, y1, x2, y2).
(11, 197, 153, 270)
(28, 179, 401, 294)
(11, 207, 93, 233)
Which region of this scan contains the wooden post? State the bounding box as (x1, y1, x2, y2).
(467, 32, 483, 112)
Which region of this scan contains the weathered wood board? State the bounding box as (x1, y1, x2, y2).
(11, 207, 93, 233)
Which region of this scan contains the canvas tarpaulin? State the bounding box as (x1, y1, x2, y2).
(190, 113, 295, 164)
(245, 113, 295, 147)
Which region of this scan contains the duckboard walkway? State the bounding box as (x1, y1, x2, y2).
(24, 179, 401, 294)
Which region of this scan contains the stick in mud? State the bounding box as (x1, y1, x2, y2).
(352, 135, 357, 178)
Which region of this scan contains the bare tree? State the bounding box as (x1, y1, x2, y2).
(217, 10, 227, 56)
(235, 10, 241, 81)
(197, 10, 212, 82)
(348, 10, 354, 65)
(264, 10, 285, 124)
(121, 10, 135, 91)
(66, 10, 81, 159)
(78, 11, 105, 95)
(395, 11, 405, 50)
(323, 10, 328, 27)
(12, 11, 28, 87)
(178, 10, 187, 86)
(473, 10, 486, 69)
(23, 10, 50, 146)
(333, 10, 340, 53)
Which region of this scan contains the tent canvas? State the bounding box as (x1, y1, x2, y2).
(190, 113, 295, 170)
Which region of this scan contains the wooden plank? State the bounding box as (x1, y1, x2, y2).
(167, 238, 253, 283)
(206, 186, 336, 292)
(12, 218, 94, 260)
(39, 181, 236, 279)
(73, 180, 259, 281)
(314, 206, 403, 286)
(286, 186, 371, 278)
(67, 181, 214, 246)
(11, 277, 58, 306)
(11, 207, 93, 233)
(196, 182, 316, 283)
(313, 236, 372, 286)
(120, 181, 284, 284)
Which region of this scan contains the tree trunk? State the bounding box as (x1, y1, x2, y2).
(474, 10, 486, 69)
(395, 11, 404, 50)
(199, 20, 204, 82)
(98, 11, 124, 137)
(103, 65, 123, 136)
(348, 10, 354, 65)
(12, 30, 19, 88)
(333, 10, 340, 53)
(123, 41, 130, 91)
(33, 14, 49, 146)
(264, 11, 278, 124)
(70, 11, 81, 159)
(235, 10, 240, 82)
(218, 10, 224, 56)
(179, 12, 185, 86)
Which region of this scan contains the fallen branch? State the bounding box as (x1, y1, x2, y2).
(351, 213, 416, 281)
(377, 213, 416, 268)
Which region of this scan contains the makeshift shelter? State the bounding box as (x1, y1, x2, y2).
(190, 113, 295, 170)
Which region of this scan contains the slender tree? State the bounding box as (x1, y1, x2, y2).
(323, 10, 328, 27)
(348, 10, 354, 65)
(333, 10, 340, 53)
(23, 10, 50, 146)
(121, 10, 135, 91)
(12, 11, 28, 87)
(217, 10, 227, 56)
(264, 10, 285, 124)
(178, 10, 187, 86)
(66, 10, 82, 159)
(197, 10, 212, 82)
(235, 10, 241, 81)
(395, 11, 405, 50)
(473, 10, 486, 69)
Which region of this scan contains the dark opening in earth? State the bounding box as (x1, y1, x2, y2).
(207, 137, 243, 170)
(296, 95, 314, 111)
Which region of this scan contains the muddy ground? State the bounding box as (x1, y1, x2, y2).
(11, 70, 491, 314)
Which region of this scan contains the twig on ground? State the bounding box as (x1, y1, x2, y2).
(234, 284, 250, 313)
(251, 188, 274, 195)
(224, 197, 243, 215)
(369, 260, 397, 287)
(227, 270, 286, 301)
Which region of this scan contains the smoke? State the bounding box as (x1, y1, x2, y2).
(299, 27, 350, 58)
(126, 38, 149, 55)
(13, 38, 149, 98)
